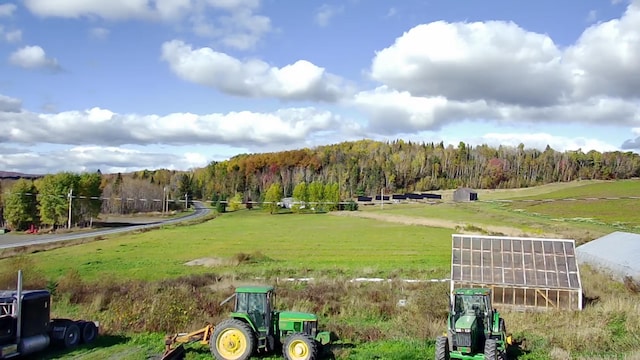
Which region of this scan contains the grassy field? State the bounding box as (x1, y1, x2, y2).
(0, 179, 639, 359)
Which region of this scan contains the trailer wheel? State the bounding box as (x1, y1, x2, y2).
(62, 322, 81, 349)
(80, 321, 98, 344)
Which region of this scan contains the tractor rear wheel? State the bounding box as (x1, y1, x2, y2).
(484, 339, 497, 360)
(210, 319, 256, 360)
(283, 333, 318, 360)
(435, 336, 450, 360)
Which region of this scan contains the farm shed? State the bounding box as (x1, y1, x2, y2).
(453, 187, 478, 202)
(450, 234, 583, 311)
(576, 231, 640, 282)
(422, 193, 442, 199)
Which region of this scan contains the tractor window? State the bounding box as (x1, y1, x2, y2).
(236, 292, 267, 314)
(455, 294, 487, 315)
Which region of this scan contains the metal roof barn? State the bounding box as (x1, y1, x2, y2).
(576, 231, 640, 282)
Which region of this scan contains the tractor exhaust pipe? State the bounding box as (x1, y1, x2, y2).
(16, 270, 23, 345)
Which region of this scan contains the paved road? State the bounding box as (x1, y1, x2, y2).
(0, 201, 211, 250)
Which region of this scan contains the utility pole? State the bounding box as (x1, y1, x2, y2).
(381, 188, 384, 209)
(185, 193, 188, 210)
(162, 187, 166, 214)
(68, 188, 73, 229)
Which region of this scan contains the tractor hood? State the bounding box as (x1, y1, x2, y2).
(454, 314, 477, 331)
(278, 311, 318, 322)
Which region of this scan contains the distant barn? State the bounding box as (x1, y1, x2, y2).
(422, 193, 442, 199)
(453, 187, 478, 202)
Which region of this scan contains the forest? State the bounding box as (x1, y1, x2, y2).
(1, 139, 640, 230)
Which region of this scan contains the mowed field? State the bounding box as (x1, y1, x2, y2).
(1, 179, 639, 359)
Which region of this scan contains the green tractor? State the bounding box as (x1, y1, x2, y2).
(436, 288, 510, 360)
(162, 285, 334, 360)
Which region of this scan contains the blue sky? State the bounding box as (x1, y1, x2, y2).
(1, 0, 639, 174)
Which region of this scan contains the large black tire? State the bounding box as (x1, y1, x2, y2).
(79, 321, 98, 344)
(210, 319, 256, 360)
(484, 339, 498, 360)
(435, 336, 450, 360)
(283, 333, 318, 360)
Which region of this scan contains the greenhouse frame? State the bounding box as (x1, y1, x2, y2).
(450, 234, 583, 311)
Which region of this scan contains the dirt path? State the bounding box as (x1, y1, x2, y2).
(329, 211, 536, 237)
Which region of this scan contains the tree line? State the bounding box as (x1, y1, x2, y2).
(2, 139, 639, 230)
(190, 139, 640, 203)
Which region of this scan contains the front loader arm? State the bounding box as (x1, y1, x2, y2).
(162, 324, 214, 359)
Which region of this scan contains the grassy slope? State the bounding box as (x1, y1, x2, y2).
(1, 179, 639, 359)
(1, 211, 453, 282)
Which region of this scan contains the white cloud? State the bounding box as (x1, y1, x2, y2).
(5, 29, 22, 42)
(315, 4, 344, 27)
(0, 98, 344, 147)
(0, 94, 22, 112)
(9, 45, 60, 70)
(0, 3, 16, 17)
(475, 133, 619, 153)
(161, 40, 348, 101)
(351, 86, 640, 135)
(370, 21, 568, 107)
(23, 0, 271, 49)
(89, 27, 110, 39)
(0, 145, 211, 174)
(0, 26, 22, 43)
(565, 1, 640, 100)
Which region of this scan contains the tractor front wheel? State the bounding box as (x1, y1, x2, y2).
(484, 339, 498, 360)
(435, 336, 450, 360)
(283, 333, 318, 360)
(210, 319, 256, 360)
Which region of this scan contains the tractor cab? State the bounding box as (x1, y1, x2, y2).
(231, 286, 274, 339)
(436, 288, 508, 360)
(452, 289, 493, 333)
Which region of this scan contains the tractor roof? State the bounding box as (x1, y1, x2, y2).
(453, 288, 491, 296)
(235, 285, 274, 294)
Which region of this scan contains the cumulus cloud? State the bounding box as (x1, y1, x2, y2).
(370, 21, 568, 107)
(351, 86, 640, 135)
(0, 94, 22, 112)
(621, 127, 640, 150)
(315, 4, 344, 27)
(0, 3, 16, 17)
(565, 1, 640, 100)
(161, 40, 348, 101)
(476, 133, 619, 153)
(0, 99, 343, 147)
(23, 0, 271, 49)
(9, 45, 60, 70)
(0, 145, 210, 174)
(191, 7, 271, 50)
(360, 2, 640, 139)
(0, 91, 359, 173)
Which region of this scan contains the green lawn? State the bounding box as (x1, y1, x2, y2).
(2, 211, 454, 283)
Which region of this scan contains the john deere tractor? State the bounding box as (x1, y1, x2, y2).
(436, 288, 510, 360)
(162, 285, 334, 360)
